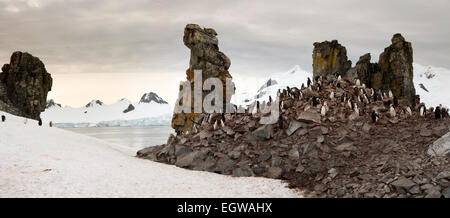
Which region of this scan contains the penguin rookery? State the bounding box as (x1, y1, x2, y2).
(137, 25, 450, 198)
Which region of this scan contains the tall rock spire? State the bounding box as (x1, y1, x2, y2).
(171, 24, 235, 134)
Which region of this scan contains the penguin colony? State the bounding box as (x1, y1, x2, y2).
(139, 74, 450, 198)
(180, 74, 448, 136)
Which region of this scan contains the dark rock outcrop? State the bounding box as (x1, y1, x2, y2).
(85, 100, 103, 108)
(345, 53, 380, 83)
(0, 51, 52, 119)
(138, 75, 450, 198)
(46, 99, 61, 109)
(314, 34, 418, 105)
(139, 92, 168, 104)
(171, 24, 235, 133)
(312, 40, 352, 79)
(123, 104, 135, 113)
(377, 34, 417, 105)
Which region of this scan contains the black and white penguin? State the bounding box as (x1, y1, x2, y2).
(317, 83, 322, 91)
(373, 91, 378, 102)
(371, 111, 379, 123)
(442, 107, 449, 118)
(193, 124, 198, 134)
(330, 91, 335, 100)
(435, 106, 442, 119)
(347, 99, 353, 110)
(355, 79, 361, 86)
(419, 104, 426, 117)
(1, 115, 5, 122)
(405, 106, 412, 116)
(389, 104, 396, 118)
(213, 120, 219, 130)
(301, 83, 305, 89)
(363, 94, 370, 104)
(38, 119, 42, 126)
(307, 77, 312, 87)
(393, 96, 399, 108)
(341, 93, 346, 103)
(336, 82, 341, 88)
(269, 96, 273, 103)
(320, 104, 327, 116)
(312, 97, 318, 107)
(354, 103, 360, 116)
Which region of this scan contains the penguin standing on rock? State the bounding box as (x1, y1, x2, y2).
(419, 105, 426, 117)
(393, 96, 399, 108)
(442, 107, 449, 118)
(312, 97, 318, 107)
(307, 77, 312, 87)
(406, 107, 412, 116)
(435, 106, 442, 119)
(213, 120, 219, 130)
(320, 104, 327, 116)
(371, 111, 379, 123)
(330, 91, 335, 101)
(389, 104, 396, 118)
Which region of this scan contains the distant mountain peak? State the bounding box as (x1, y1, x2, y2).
(86, 100, 104, 108)
(46, 99, 61, 109)
(139, 92, 168, 104)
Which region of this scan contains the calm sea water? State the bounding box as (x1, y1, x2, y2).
(65, 126, 174, 150)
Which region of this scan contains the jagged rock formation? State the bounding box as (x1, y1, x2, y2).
(46, 99, 61, 109)
(123, 104, 135, 113)
(85, 100, 103, 108)
(346, 53, 380, 83)
(317, 34, 418, 105)
(312, 40, 352, 79)
(171, 24, 234, 134)
(138, 76, 450, 198)
(139, 92, 168, 104)
(377, 34, 417, 105)
(0, 51, 52, 119)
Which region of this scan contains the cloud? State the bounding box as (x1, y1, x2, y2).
(1, 0, 449, 105)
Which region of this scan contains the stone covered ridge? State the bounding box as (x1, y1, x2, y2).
(171, 24, 234, 134)
(312, 40, 352, 78)
(138, 76, 450, 198)
(0, 51, 53, 120)
(313, 34, 418, 105)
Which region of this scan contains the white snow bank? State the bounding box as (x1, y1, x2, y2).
(0, 112, 301, 198)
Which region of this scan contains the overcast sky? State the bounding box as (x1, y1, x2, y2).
(1, 0, 450, 107)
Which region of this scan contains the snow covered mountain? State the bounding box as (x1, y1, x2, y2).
(232, 64, 450, 108)
(413, 63, 450, 107)
(41, 92, 172, 127)
(231, 65, 312, 106)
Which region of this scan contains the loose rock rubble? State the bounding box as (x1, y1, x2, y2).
(138, 75, 450, 198)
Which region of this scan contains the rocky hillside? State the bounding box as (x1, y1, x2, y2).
(138, 76, 450, 198)
(313, 34, 417, 105)
(0, 51, 52, 120)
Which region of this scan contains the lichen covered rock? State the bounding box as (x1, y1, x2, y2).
(312, 40, 352, 79)
(171, 24, 235, 133)
(0, 51, 52, 119)
(377, 33, 417, 105)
